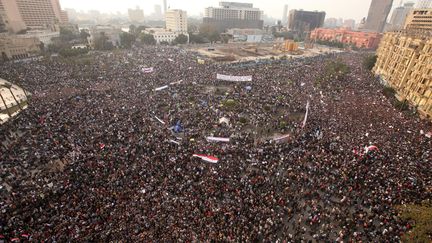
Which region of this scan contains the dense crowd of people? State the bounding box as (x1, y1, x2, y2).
(0, 46, 431, 241)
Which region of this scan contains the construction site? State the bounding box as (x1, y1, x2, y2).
(190, 40, 337, 63)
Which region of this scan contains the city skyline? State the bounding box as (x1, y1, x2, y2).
(59, 0, 401, 22)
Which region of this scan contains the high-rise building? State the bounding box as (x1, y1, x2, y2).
(165, 9, 187, 33)
(388, 2, 415, 31)
(128, 6, 144, 23)
(282, 5, 288, 25)
(363, 0, 394, 33)
(0, 0, 68, 32)
(163, 0, 167, 13)
(343, 19, 356, 29)
(324, 18, 338, 28)
(154, 5, 162, 20)
(288, 10, 326, 34)
(416, 0, 432, 8)
(203, 2, 264, 32)
(404, 9, 432, 31)
(374, 31, 432, 119)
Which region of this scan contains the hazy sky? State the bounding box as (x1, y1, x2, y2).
(60, 0, 405, 22)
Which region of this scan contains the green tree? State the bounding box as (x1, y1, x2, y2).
(363, 55, 378, 71)
(199, 23, 220, 43)
(80, 29, 90, 44)
(94, 32, 114, 50)
(129, 24, 137, 36)
(60, 27, 77, 41)
(120, 32, 136, 48)
(140, 33, 156, 45)
(173, 34, 188, 44)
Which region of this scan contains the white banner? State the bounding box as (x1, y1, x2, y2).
(217, 74, 252, 82)
(154, 85, 168, 91)
(302, 101, 310, 128)
(142, 67, 154, 73)
(206, 137, 230, 142)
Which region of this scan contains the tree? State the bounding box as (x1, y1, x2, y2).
(80, 29, 90, 44)
(60, 27, 77, 42)
(363, 55, 377, 71)
(94, 32, 114, 50)
(140, 33, 156, 45)
(173, 34, 188, 44)
(199, 23, 220, 43)
(160, 41, 170, 45)
(189, 33, 207, 44)
(129, 24, 137, 36)
(120, 32, 136, 48)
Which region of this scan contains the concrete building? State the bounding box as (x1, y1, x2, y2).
(288, 10, 326, 34)
(311, 28, 382, 49)
(282, 5, 288, 25)
(324, 18, 338, 28)
(374, 31, 432, 119)
(388, 2, 415, 31)
(165, 9, 187, 33)
(404, 9, 432, 31)
(21, 30, 59, 46)
(0, 33, 40, 60)
(153, 30, 178, 44)
(343, 19, 356, 29)
(163, 0, 167, 13)
(416, 0, 432, 8)
(87, 25, 122, 48)
(128, 6, 144, 23)
(0, 0, 68, 32)
(363, 0, 393, 33)
(203, 2, 264, 32)
(153, 5, 162, 20)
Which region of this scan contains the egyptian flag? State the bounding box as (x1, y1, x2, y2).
(192, 154, 219, 164)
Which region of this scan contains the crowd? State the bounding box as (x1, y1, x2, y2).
(0, 46, 431, 241)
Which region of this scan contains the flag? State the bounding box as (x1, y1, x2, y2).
(99, 143, 105, 150)
(192, 154, 219, 163)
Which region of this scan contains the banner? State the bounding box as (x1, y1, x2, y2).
(217, 74, 253, 82)
(154, 85, 168, 91)
(142, 67, 154, 73)
(302, 101, 310, 128)
(192, 154, 219, 163)
(154, 116, 165, 125)
(206, 137, 230, 143)
(274, 134, 290, 141)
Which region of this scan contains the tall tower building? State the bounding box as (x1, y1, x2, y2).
(128, 6, 144, 23)
(154, 5, 162, 20)
(165, 9, 187, 33)
(163, 0, 167, 13)
(416, 0, 432, 8)
(282, 5, 288, 25)
(389, 2, 415, 30)
(0, 0, 68, 31)
(363, 0, 394, 32)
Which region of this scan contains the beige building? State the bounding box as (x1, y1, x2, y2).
(165, 9, 187, 33)
(0, 0, 68, 32)
(362, 0, 394, 33)
(128, 6, 144, 23)
(0, 33, 40, 60)
(404, 9, 432, 31)
(374, 31, 432, 119)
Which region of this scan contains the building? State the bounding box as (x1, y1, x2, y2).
(416, 0, 432, 8)
(388, 2, 415, 31)
(362, 0, 393, 33)
(404, 9, 432, 31)
(128, 6, 144, 23)
(165, 9, 187, 33)
(87, 25, 122, 48)
(0, 0, 68, 32)
(282, 5, 288, 25)
(374, 31, 432, 119)
(343, 19, 356, 29)
(163, 0, 167, 13)
(227, 28, 273, 42)
(203, 2, 264, 32)
(311, 28, 382, 49)
(21, 30, 59, 46)
(324, 18, 338, 28)
(153, 30, 178, 44)
(153, 5, 162, 20)
(0, 33, 40, 61)
(288, 10, 326, 34)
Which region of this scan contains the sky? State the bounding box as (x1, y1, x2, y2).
(60, 0, 381, 22)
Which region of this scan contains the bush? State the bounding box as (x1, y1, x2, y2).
(383, 86, 396, 98)
(239, 117, 248, 124)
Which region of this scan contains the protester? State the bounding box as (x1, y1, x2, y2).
(0, 46, 431, 242)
